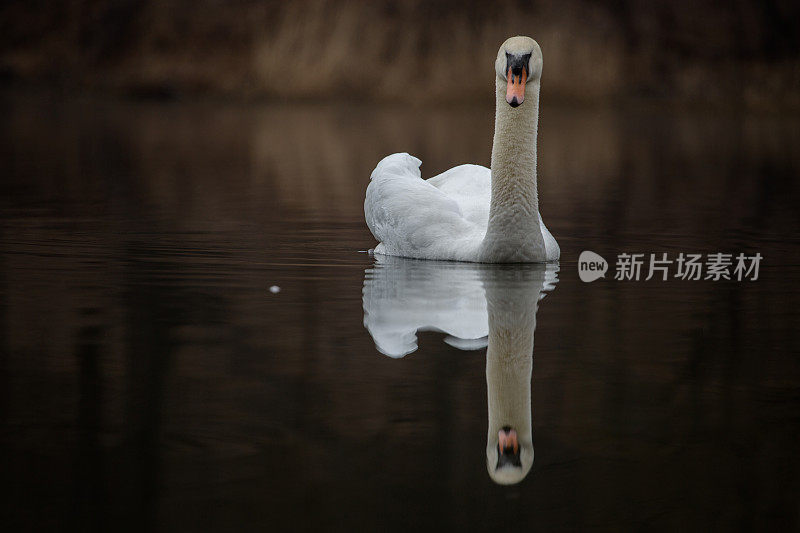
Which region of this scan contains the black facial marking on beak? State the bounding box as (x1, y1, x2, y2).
(496, 444, 522, 468)
(505, 52, 531, 80)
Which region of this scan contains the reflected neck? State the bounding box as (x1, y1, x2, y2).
(485, 280, 539, 439)
(481, 79, 545, 261)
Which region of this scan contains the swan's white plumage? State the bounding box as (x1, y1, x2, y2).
(427, 163, 492, 228)
(365, 152, 559, 262)
(365, 37, 559, 263)
(365, 153, 482, 261)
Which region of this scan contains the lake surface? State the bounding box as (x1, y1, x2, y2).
(1, 93, 799, 531)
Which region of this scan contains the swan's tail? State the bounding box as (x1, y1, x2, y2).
(370, 153, 422, 181)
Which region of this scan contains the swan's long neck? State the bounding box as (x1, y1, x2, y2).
(481, 79, 546, 262)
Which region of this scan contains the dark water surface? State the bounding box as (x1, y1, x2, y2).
(2, 94, 800, 531)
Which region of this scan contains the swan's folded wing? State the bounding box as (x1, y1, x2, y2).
(427, 164, 491, 228)
(365, 153, 479, 259)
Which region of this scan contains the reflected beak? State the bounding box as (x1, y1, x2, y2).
(496, 426, 521, 468)
(506, 67, 527, 107)
(498, 427, 519, 455)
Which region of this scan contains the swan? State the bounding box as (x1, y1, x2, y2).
(365, 36, 559, 263)
(362, 256, 558, 484)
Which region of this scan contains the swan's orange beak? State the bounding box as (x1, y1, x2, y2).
(506, 67, 527, 107)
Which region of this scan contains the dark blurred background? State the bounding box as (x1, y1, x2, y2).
(1, 0, 799, 109)
(2, 2, 800, 531)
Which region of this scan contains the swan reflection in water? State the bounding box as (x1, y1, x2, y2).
(362, 255, 558, 485)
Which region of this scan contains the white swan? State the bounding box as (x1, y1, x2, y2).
(365, 36, 559, 263)
(362, 256, 558, 484)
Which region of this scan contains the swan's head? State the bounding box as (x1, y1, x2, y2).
(495, 36, 543, 108)
(486, 425, 534, 485)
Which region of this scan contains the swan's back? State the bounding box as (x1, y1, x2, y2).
(427, 164, 491, 228)
(365, 153, 484, 261)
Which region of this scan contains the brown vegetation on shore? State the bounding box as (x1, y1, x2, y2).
(1, 1, 798, 109)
